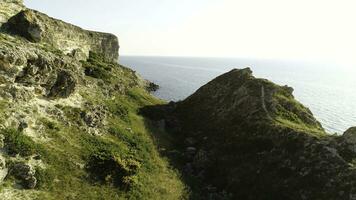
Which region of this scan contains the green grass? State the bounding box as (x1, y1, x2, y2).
(273, 90, 326, 136)
(0, 36, 186, 198)
(17, 87, 187, 200)
(81, 52, 116, 82)
(1, 128, 43, 156)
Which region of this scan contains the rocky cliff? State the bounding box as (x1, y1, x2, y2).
(0, 0, 25, 25)
(0, 1, 186, 199)
(1, 1, 119, 62)
(2, 1, 356, 200)
(143, 68, 356, 200)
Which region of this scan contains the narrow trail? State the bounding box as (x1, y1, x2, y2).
(261, 85, 272, 120)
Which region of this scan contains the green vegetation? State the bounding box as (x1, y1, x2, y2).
(273, 91, 326, 136)
(82, 52, 116, 82)
(1, 128, 41, 156)
(0, 37, 186, 199)
(8, 85, 185, 200)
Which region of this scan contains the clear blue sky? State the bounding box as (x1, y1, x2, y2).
(25, 0, 356, 65)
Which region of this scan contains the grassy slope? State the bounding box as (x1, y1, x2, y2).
(0, 44, 187, 199)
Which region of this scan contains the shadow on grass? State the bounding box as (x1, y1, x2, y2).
(139, 104, 207, 200)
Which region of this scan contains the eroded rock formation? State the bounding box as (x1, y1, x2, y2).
(3, 9, 119, 62)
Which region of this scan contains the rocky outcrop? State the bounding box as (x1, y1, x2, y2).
(9, 162, 37, 189)
(142, 68, 356, 200)
(0, 2, 188, 198)
(0, 0, 25, 26)
(47, 71, 76, 98)
(4, 9, 119, 62)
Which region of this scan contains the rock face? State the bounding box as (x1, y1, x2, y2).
(0, 2, 187, 199)
(0, 0, 25, 26)
(48, 71, 76, 98)
(4, 9, 119, 62)
(142, 68, 356, 200)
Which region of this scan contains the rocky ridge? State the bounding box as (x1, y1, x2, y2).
(2, 0, 119, 62)
(143, 68, 356, 200)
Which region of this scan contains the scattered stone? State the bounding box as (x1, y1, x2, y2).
(18, 119, 28, 131)
(81, 104, 107, 129)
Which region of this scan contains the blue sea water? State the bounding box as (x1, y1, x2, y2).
(120, 56, 356, 134)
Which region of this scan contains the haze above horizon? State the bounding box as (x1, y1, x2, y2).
(25, 0, 356, 66)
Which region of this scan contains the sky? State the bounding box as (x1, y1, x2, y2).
(24, 0, 356, 65)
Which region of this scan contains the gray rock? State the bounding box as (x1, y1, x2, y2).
(69, 48, 87, 61)
(5, 10, 43, 42)
(343, 127, 356, 144)
(18, 119, 28, 131)
(341, 127, 356, 154)
(48, 70, 76, 98)
(81, 104, 107, 129)
(10, 162, 37, 189)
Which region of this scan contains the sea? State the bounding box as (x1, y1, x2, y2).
(120, 56, 356, 134)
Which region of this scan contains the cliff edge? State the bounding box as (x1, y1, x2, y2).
(0, 1, 186, 199)
(143, 68, 356, 200)
(0, 0, 25, 25)
(1, 0, 119, 62)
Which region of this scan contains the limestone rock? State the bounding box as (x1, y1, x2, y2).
(5, 10, 43, 42)
(81, 104, 107, 129)
(68, 48, 87, 61)
(48, 71, 76, 98)
(4, 9, 119, 62)
(0, 0, 25, 26)
(10, 162, 37, 189)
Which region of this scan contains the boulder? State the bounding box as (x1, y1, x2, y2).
(0, 0, 25, 26)
(81, 104, 107, 128)
(10, 162, 37, 189)
(339, 127, 356, 156)
(48, 71, 76, 98)
(5, 10, 43, 42)
(343, 127, 356, 144)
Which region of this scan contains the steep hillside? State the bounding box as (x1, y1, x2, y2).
(2, 1, 356, 200)
(0, 1, 187, 199)
(142, 68, 356, 200)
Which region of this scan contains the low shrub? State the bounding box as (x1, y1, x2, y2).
(2, 128, 38, 156)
